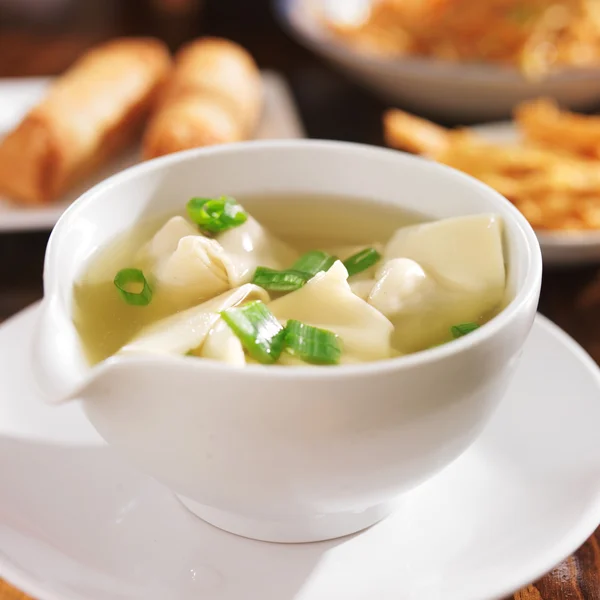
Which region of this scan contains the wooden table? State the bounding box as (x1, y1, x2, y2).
(0, 0, 598, 598)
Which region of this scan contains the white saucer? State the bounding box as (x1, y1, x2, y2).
(1, 304, 600, 600)
(0, 72, 305, 232)
(472, 121, 600, 267)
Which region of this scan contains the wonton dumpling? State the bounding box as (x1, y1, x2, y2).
(384, 215, 505, 294)
(377, 215, 506, 352)
(119, 284, 269, 356)
(216, 217, 298, 285)
(198, 319, 245, 366)
(140, 216, 199, 266)
(368, 258, 436, 317)
(139, 216, 237, 305)
(153, 235, 233, 304)
(268, 261, 394, 362)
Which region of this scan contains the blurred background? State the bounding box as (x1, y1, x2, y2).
(0, 0, 262, 72)
(0, 0, 390, 141)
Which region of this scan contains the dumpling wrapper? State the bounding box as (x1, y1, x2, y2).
(153, 235, 233, 304)
(268, 261, 394, 362)
(139, 216, 199, 265)
(384, 214, 505, 294)
(368, 258, 436, 317)
(118, 284, 269, 356)
(378, 215, 507, 352)
(216, 217, 298, 285)
(197, 319, 245, 366)
(138, 216, 237, 305)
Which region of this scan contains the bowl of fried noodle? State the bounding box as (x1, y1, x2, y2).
(277, 0, 600, 121)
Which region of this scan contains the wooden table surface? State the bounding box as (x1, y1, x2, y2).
(0, 1, 598, 598)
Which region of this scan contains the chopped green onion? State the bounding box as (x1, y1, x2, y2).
(186, 195, 247, 234)
(251, 251, 337, 293)
(292, 250, 337, 278)
(114, 268, 152, 306)
(451, 322, 480, 339)
(252, 267, 308, 292)
(284, 320, 342, 365)
(221, 301, 285, 364)
(343, 247, 382, 277)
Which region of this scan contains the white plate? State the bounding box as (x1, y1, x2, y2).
(0, 71, 305, 232)
(1, 304, 599, 600)
(276, 0, 600, 121)
(472, 121, 600, 266)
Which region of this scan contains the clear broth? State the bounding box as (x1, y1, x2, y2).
(73, 194, 500, 365)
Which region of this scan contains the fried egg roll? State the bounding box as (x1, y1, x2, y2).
(0, 38, 171, 205)
(142, 37, 262, 159)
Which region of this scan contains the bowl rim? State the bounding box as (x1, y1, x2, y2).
(45, 139, 543, 381)
(275, 0, 600, 84)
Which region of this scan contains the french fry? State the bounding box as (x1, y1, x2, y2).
(383, 109, 451, 157)
(382, 100, 600, 233)
(516, 98, 600, 159)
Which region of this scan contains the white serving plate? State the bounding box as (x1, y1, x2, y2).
(0, 71, 305, 232)
(276, 0, 600, 121)
(472, 121, 600, 266)
(1, 304, 599, 600)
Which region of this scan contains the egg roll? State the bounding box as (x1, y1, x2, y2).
(0, 38, 171, 205)
(142, 37, 262, 159)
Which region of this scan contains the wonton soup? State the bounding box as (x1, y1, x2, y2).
(73, 194, 507, 367)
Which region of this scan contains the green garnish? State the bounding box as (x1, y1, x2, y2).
(284, 320, 342, 365)
(186, 195, 247, 234)
(343, 247, 382, 277)
(221, 305, 344, 365)
(451, 323, 480, 339)
(114, 268, 152, 306)
(251, 267, 308, 292)
(251, 250, 337, 293)
(221, 301, 285, 364)
(292, 250, 337, 278)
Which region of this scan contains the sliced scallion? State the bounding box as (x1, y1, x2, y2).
(451, 322, 480, 339)
(343, 247, 382, 277)
(114, 268, 152, 306)
(284, 320, 341, 365)
(186, 195, 247, 234)
(221, 301, 285, 364)
(292, 250, 337, 278)
(252, 267, 308, 292)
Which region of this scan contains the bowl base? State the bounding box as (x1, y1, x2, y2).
(176, 494, 397, 543)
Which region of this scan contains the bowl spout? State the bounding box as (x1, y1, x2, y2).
(31, 296, 98, 404)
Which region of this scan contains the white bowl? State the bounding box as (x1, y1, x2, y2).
(277, 0, 600, 122)
(32, 140, 542, 543)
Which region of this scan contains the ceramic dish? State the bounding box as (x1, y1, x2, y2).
(1, 304, 600, 599)
(276, 0, 600, 121)
(32, 140, 541, 543)
(0, 72, 305, 232)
